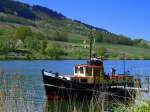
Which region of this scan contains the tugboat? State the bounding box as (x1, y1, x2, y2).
(42, 30, 140, 101)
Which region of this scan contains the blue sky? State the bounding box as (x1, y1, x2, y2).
(18, 0, 150, 40)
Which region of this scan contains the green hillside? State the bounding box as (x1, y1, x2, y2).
(0, 0, 150, 60)
(96, 43, 150, 60)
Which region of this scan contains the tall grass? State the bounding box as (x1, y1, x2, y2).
(0, 69, 45, 112)
(112, 76, 150, 112)
(44, 94, 107, 112)
(44, 90, 137, 112)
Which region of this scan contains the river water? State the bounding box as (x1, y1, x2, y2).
(1, 60, 150, 76)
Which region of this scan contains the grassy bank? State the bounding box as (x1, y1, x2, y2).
(113, 101, 150, 112)
(1, 41, 150, 60)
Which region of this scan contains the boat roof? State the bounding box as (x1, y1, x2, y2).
(70, 75, 93, 78)
(75, 64, 102, 68)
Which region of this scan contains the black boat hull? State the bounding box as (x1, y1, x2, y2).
(42, 70, 135, 101)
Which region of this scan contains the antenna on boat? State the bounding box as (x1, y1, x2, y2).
(122, 52, 127, 104)
(123, 53, 126, 75)
(89, 29, 96, 61)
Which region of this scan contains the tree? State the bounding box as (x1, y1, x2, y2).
(118, 35, 133, 45)
(133, 39, 142, 45)
(96, 32, 103, 42)
(0, 36, 17, 51)
(136, 40, 149, 48)
(95, 46, 106, 56)
(132, 39, 148, 48)
(13, 26, 32, 42)
(53, 30, 68, 42)
(24, 36, 40, 51)
(40, 39, 48, 54)
(32, 32, 45, 40)
(45, 43, 65, 59)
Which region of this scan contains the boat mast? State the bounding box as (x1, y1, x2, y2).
(89, 29, 95, 61)
(123, 53, 126, 74)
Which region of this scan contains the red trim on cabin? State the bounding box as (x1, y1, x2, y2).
(109, 75, 127, 79)
(70, 75, 93, 78)
(75, 64, 102, 68)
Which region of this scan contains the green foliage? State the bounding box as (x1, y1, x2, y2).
(32, 32, 45, 40)
(95, 43, 150, 59)
(24, 36, 40, 51)
(118, 35, 133, 45)
(69, 50, 88, 59)
(45, 43, 65, 59)
(94, 46, 106, 56)
(0, 14, 35, 26)
(112, 103, 150, 112)
(134, 104, 150, 112)
(96, 33, 133, 46)
(13, 26, 32, 42)
(96, 32, 103, 42)
(53, 31, 69, 42)
(40, 39, 48, 54)
(133, 39, 149, 48)
(0, 29, 5, 35)
(0, 35, 17, 51)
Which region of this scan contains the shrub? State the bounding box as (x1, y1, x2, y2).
(45, 43, 65, 59)
(53, 31, 69, 42)
(94, 46, 106, 56)
(13, 26, 32, 42)
(24, 36, 40, 51)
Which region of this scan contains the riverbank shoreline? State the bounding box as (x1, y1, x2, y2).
(0, 57, 150, 61)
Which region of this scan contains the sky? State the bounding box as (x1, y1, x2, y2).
(17, 0, 150, 40)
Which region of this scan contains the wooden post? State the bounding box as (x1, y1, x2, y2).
(89, 30, 93, 61)
(148, 76, 149, 91)
(89, 29, 96, 61)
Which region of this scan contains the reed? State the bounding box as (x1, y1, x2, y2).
(112, 76, 150, 112)
(44, 90, 132, 112)
(0, 69, 45, 112)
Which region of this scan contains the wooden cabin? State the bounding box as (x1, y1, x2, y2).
(71, 58, 135, 84)
(71, 58, 105, 84)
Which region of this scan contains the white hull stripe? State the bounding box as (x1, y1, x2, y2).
(44, 72, 55, 77)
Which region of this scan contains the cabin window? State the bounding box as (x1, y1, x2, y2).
(93, 68, 100, 76)
(86, 67, 92, 76)
(80, 67, 84, 74)
(75, 67, 78, 73)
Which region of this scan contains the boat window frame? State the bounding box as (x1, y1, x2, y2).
(80, 67, 84, 74)
(93, 67, 101, 76)
(85, 67, 93, 76)
(75, 67, 78, 73)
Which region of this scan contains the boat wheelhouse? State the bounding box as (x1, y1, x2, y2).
(72, 59, 105, 84)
